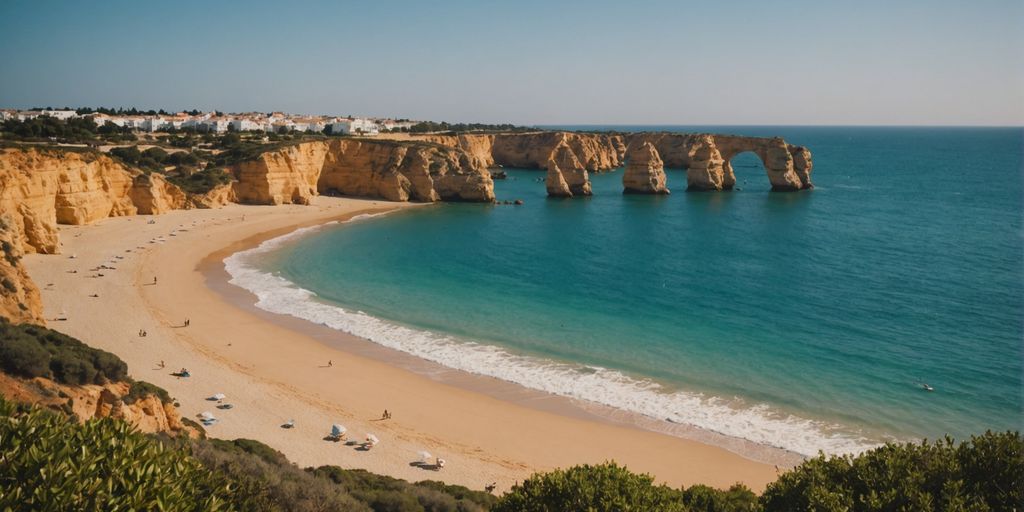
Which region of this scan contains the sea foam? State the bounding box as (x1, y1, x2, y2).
(225, 215, 881, 459)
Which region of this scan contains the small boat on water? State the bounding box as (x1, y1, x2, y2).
(921, 383, 934, 392)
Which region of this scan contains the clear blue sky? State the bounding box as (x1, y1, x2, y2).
(1, 0, 1021, 125)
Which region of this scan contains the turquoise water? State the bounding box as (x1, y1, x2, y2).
(234, 127, 1023, 456)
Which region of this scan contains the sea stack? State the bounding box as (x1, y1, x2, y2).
(623, 142, 669, 194)
(545, 141, 591, 197)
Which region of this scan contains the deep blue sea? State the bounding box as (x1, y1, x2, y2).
(227, 126, 1023, 457)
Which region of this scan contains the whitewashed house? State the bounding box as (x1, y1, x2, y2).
(203, 118, 230, 133)
(40, 109, 78, 120)
(230, 118, 262, 132)
(329, 118, 379, 135)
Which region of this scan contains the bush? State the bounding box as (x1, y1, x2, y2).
(0, 331, 50, 378)
(0, 396, 262, 511)
(0, 319, 127, 384)
(168, 167, 233, 194)
(492, 462, 689, 512)
(125, 380, 172, 405)
(760, 431, 1024, 512)
(49, 350, 98, 385)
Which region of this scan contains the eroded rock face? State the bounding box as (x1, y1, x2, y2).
(130, 173, 187, 215)
(187, 182, 237, 209)
(0, 373, 198, 437)
(546, 141, 591, 197)
(233, 142, 329, 205)
(0, 148, 188, 254)
(235, 139, 495, 204)
(623, 142, 669, 194)
(0, 214, 44, 324)
(627, 133, 814, 191)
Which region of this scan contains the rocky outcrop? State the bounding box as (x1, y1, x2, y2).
(397, 131, 812, 191)
(0, 148, 191, 254)
(130, 173, 187, 214)
(623, 142, 669, 194)
(489, 132, 624, 171)
(0, 214, 44, 325)
(187, 182, 237, 209)
(545, 141, 591, 197)
(0, 372, 198, 437)
(233, 139, 495, 205)
(626, 133, 814, 191)
(233, 142, 328, 205)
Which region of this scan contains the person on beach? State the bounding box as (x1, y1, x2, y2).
(159, 360, 165, 369)
(381, 410, 388, 420)
(184, 319, 190, 327)
(328, 360, 332, 367)
(153, 276, 157, 285)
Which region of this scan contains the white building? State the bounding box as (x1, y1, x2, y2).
(329, 118, 379, 135)
(203, 118, 230, 133)
(230, 119, 263, 132)
(141, 117, 167, 132)
(40, 109, 78, 120)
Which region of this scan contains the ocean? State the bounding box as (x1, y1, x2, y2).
(225, 126, 1023, 459)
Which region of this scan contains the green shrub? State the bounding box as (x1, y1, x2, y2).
(125, 380, 172, 405)
(760, 431, 1024, 512)
(0, 396, 261, 511)
(0, 331, 50, 378)
(168, 167, 233, 194)
(0, 319, 127, 384)
(492, 462, 689, 512)
(49, 350, 98, 385)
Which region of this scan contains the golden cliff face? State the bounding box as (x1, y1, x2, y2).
(0, 214, 43, 325)
(626, 133, 814, 191)
(232, 139, 496, 205)
(0, 148, 186, 254)
(0, 372, 199, 437)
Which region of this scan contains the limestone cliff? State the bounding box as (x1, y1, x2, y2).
(232, 139, 495, 205)
(623, 142, 669, 194)
(130, 173, 187, 214)
(546, 141, 591, 197)
(0, 148, 186, 254)
(0, 214, 44, 325)
(489, 132, 624, 171)
(626, 133, 814, 191)
(0, 372, 199, 437)
(397, 131, 813, 192)
(187, 182, 237, 209)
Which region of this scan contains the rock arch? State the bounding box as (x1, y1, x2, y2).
(625, 133, 813, 191)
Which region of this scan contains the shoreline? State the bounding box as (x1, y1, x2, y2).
(24, 197, 781, 493)
(206, 210, 805, 468)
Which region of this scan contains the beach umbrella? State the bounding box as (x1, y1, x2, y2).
(418, 450, 432, 462)
(212, 393, 226, 401)
(365, 433, 380, 445)
(331, 424, 347, 437)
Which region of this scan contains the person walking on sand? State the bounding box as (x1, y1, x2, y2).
(153, 276, 157, 285)
(328, 360, 333, 367)
(159, 360, 165, 369)
(184, 319, 190, 327)
(381, 410, 389, 420)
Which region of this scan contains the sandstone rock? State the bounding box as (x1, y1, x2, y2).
(130, 173, 186, 215)
(546, 141, 591, 197)
(187, 182, 237, 209)
(623, 142, 669, 194)
(0, 213, 44, 324)
(233, 142, 328, 205)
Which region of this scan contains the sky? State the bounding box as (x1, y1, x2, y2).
(1, 0, 1021, 125)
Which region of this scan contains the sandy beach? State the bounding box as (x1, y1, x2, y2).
(24, 197, 779, 493)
